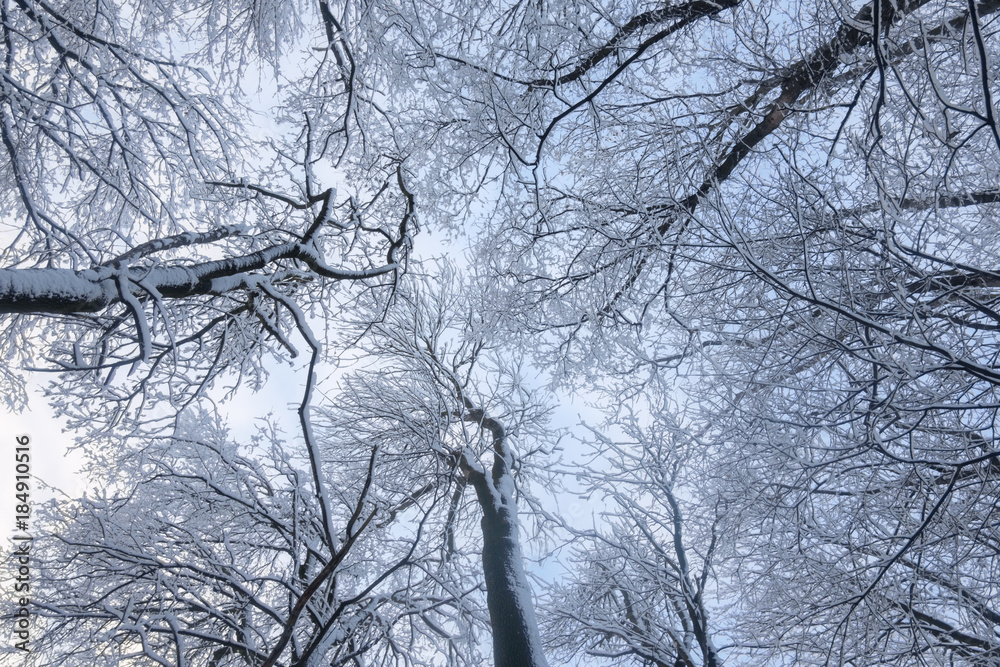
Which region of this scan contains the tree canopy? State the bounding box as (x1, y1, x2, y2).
(2, 0, 1000, 665)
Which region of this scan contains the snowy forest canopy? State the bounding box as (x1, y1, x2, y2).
(1, 0, 999, 664)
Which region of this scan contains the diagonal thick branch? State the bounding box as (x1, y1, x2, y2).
(662, 0, 938, 234)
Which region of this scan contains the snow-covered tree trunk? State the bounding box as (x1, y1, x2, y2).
(463, 409, 549, 667)
(472, 479, 548, 667)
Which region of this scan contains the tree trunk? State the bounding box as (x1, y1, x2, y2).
(470, 473, 549, 667)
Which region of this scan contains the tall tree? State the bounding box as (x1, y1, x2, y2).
(316, 276, 553, 667)
(545, 397, 726, 667)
